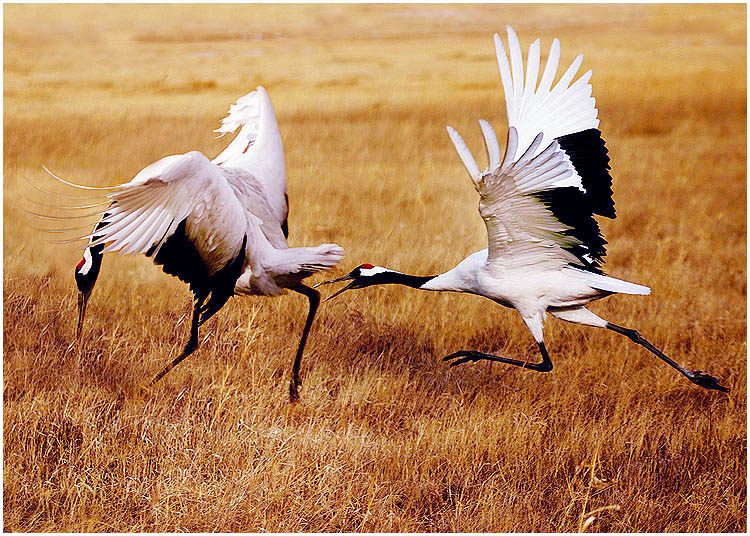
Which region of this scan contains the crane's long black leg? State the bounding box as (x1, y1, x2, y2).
(443, 342, 553, 372)
(288, 284, 320, 402)
(606, 322, 729, 392)
(148, 296, 205, 387)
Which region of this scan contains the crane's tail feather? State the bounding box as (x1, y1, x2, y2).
(296, 244, 345, 273)
(593, 276, 650, 295)
(270, 244, 345, 278)
(567, 267, 651, 295)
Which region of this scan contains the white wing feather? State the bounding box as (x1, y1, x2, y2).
(212, 86, 288, 229)
(446, 126, 481, 183)
(445, 27, 610, 274)
(495, 26, 599, 171)
(88, 151, 261, 277)
(477, 128, 582, 272)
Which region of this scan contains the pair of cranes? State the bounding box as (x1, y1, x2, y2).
(36, 27, 729, 400)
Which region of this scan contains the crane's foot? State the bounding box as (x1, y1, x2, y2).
(443, 350, 486, 368)
(288, 379, 300, 403)
(685, 370, 729, 392)
(443, 344, 553, 373)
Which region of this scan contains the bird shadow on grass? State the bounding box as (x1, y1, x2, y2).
(313, 305, 538, 404)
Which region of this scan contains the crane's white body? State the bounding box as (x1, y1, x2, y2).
(399, 248, 647, 341)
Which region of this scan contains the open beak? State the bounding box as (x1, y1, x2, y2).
(314, 273, 357, 302)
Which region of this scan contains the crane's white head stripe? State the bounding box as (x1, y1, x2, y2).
(78, 248, 93, 275)
(359, 266, 389, 277)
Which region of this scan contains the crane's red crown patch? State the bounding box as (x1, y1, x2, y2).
(361, 263, 374, 269)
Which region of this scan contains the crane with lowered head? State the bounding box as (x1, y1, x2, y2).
(35, 87, 344, 401)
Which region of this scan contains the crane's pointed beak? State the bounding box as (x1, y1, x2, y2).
(314, 273, 358, 302)
(314, 273, 354, 289)
(322, 281, 360, 302)
(76, 290, 90, 342)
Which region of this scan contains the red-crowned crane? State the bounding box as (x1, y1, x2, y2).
(318, 27, 728, 393)
(38, 87, 344, 401)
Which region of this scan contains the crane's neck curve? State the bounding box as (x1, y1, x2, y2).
(371, 270, 436, 289)
(363, 267, 467, 292)
(360, 252, 486, 294)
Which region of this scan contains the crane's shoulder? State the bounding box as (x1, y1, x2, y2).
(125, 151, 220, 188)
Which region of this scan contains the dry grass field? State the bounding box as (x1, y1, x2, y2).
(3, 4, 746, 532)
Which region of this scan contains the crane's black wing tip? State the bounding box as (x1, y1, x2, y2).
(557, 128, 616, 220)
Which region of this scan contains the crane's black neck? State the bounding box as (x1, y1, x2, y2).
(367, 270, 436, 289)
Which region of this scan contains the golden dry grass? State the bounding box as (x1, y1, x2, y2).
(3, 4, 746, 532)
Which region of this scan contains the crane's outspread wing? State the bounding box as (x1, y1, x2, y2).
(447, 27, 615, 274)
(85, 151, 263, 284)
(212, 86, 289, 232)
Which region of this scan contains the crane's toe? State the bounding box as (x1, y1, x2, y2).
(443, 351, 483, 367)
(687, 370, 729, 392)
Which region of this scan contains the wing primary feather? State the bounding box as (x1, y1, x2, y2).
(513, 132, 545, 168)
(42, 164, 119, 191)
(522, 166, 573, 192)
(506, 26, 525, 113)
(519, 38, 541, 125)
(123, 206, 168, 254)
(531, 140, 559, 164)
(553, 73, 594, 111)
(22, 197, 111, 211)
(25, 176, 107, 200)
(494, 33, 514, 123)
(93, 205, 149, 238)
(478, 119, 501, 172)
(30, 223, 100, 234)
(551, 53, 583, 96)
(514, 150, 565, 184)
(537, 38, 560, 96)
(47, 236, 91, 244)
(24, 208, 103, 220)
(500, 126, 519, 171)
(103, 199, 167, 250)
(90, 198, 161, 248)
(446, 126, 480, 181)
